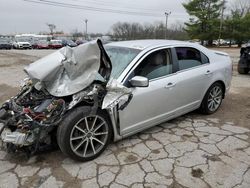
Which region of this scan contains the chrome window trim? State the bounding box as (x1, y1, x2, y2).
(176, 63, 210, 74)
(148, 72, 178, 82)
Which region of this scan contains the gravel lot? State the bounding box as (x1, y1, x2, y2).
(0, 48, 250, 188)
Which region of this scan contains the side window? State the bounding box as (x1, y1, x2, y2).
(134, 49, 173, 80)
(201, 52, 210, 64)
(176, 47, 209, 71)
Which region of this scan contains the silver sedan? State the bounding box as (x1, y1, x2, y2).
(0, 40, 232, 162)
(58, 40, 232, 161)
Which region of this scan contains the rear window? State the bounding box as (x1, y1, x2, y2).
(175, 47, 209, 71)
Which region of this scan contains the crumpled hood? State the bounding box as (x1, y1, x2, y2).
(24, 39, 112, 97)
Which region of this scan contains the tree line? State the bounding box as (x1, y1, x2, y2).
(111, 22, 188, 41)
(183, 0, 250, 46)
(110, 0, 250, 46)
(47, 0, 250, 47)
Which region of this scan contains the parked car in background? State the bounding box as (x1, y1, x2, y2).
(0, 38, 12, 49)
(62, 39, 77, 47)
(37, 40, 49, 49)
(13, 39, 32, 49)
(0, 40, 233, 161)
(31, 42, 38, 49)
(76, 39, 88, 46)
(238, 44, 250, 74)
(48, 40, 63, 49)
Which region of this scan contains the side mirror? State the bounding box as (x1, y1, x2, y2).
(129, 76, 149, 87)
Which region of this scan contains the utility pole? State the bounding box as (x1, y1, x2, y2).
(218, 0, 226, 46)
(85, 19, 88, 40)
(165, 11, 171, 39)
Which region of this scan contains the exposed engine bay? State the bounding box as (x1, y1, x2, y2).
(0, 39, 132, 156)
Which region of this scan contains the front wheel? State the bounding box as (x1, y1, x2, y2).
(57, 106, 112, 161)
(200, 83, 224, 114)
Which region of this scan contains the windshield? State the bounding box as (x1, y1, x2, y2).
(105, 46, 141, 79)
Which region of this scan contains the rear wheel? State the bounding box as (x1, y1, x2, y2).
(57, 106, 112, 161)
(200, 83, 224, 114)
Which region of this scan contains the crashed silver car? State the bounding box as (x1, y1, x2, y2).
(0, 39, 232, 161)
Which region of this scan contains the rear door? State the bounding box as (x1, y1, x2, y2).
(170, 47, 212, 114)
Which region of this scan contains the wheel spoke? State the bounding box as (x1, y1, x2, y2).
(85, 118, 90, 131)
(216, 92, 222, 98)
(73, 138, 87, 152)
(214, 87, 219, 95)
(90, 138, 96, 154)
(208, 98, 213, 102)
(209, 93, 214, 98)
(93, 122, 105, 133)
(215, 95, 222, 99)
(90, 116, 97, 131)
(94, 132, 108, 136)
(75, 125, 86, 134)
(208, 101, 213, 109)
(92, 137, 105, 145)
(83, 139, 89, 157)
(214, 87, 219, 94)
(215, 89, 222, 97)
(214, 98, 220, 104)
(210, 101, 214, 111)
(71, 135, 85, 141)
(212, 101, 216, 110)
(213, 89, 216, 97)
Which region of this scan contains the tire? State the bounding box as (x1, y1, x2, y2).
(57, 106, 112, 162)
(238, 63, 249, 74)
(200, 82, 224, 115)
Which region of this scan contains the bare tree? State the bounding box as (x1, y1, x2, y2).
(111, 21, 188, 41)
(230, 0, 250, 16)
(71, 29, 83, 41)
(46, 23, 56, 36)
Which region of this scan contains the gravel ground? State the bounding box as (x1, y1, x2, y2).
(0, 48, 250, 188)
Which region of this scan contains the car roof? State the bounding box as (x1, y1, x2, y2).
(106, 40, 196, 50)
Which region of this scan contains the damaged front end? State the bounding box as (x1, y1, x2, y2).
(0, 39, 132, 155)
(0, 81, 66, 153)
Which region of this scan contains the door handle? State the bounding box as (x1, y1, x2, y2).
(205, 70, 213, 75)
(165, 82, 176, 89)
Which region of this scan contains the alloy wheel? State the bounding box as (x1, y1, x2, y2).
(70, 115, 109, 158)
(207, 86, 223, 112)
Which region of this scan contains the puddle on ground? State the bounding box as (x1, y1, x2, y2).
(124, 154, 138, 163)
(191, 168, 204, 178)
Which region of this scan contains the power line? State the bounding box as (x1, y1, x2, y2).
(40, 0, 162, 16)
(23, 0, 163, 17)
(68, 0, 163, 12)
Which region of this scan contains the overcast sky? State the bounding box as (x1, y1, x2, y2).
(0, 0, 234, 35)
